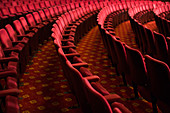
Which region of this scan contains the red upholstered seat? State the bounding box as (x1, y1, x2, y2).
(153, 31, 168, 64)
(13, 19, 38, 55)
(5, 24, 30, 62)
(83, 78, 131, 113)
(0, 29, 27, 74)
(145, 55, 170, 113)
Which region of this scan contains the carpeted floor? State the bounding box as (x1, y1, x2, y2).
(19, 21, 160, 113)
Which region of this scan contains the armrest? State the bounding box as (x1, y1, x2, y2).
(72, 62, 88, 68)
(65, 53, 80, 57)
(62, 45, 76, 49)
(106, 27, 114, 31)
(62, 35, 75, 40)
(0, 70, 17, 78)
(84, 75, 100, 82)
(0, 57, 19, 63)
(17, 35, 30, 38)
(25, 30, 35, 33)
(62, 34, 71, 37)
(64, 30, 72, 33)
(104, 94, 121, 103)
(111, 102, 132, 113)
(29, 26, 40, 29)
(0, 88, 20, 97)
(3, 48, 20, 53)
(61, 39, 74, 42)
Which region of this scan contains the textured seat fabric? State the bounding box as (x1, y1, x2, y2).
(153, 32, 168, 64)
(145, 55, 170, 112)
(0, 46, 18, 73)
(5, 24, 30, 59)
(13, 19, 38, 55)
(125, 45, 148, 99)
(83, 78, 130, 113)
(5, 95, 19, 113)
(0, 29, 27, 74)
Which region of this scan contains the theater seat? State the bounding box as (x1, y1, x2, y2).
(83, 78, 131, 113)
(145, 55, 170, 113)
(13, 20, 38, 55)
(0, 29, 27, 74)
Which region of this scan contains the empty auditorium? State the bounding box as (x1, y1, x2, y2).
(0, 0, 169, 113)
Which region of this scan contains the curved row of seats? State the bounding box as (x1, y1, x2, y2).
(129, 4, 170, 66)
(129, 4, 170, 113)
(153, 5, 170, 37)
(0, 0, 115, 28)
(0, 0, 116, 113)
(0, 0, 168, 113)
(98, 1, 170, 113)
(51, 2, 133, 113)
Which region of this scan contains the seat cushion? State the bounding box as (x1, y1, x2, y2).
(10, 52, 19, 59)
(72, 56, 83, 63)
(79, 67, 93, 77)
(91, 82, 110, 95)
(8, 61, 18, 71)
(6, 95, 19, 113)
(22, 37, 29, 43)
(68, 48, 78, 53)
(7, 77, 18, 89)
(66, 41, 74, 46)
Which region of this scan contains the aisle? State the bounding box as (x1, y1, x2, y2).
(19, 39, 82, 113)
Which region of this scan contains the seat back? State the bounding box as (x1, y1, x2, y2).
(65, 12, 72, 24)
(106, 33, 118, 66)
(113, 39, 128, 74)
(44, 1, 51, 7)
(125, 45, 147, 85)
(33, 12, 42, 24)
(28, 3, 35, 11)
(144, 27, 156, 55)
(0, 29, 13, 49)
(34, 2, 41, 10)
(61, 14, 69, 27)
(58, 17, 66, 30)
(64, 60, 91, 113)
(70, 3, 75, 10)
(69, 10, 76, 22)
(83, 78, 112, 113)
(9, 7, 17, 15)
(49, 1, 55, 6)
(0, 46, 5, 58)
(62, 5, 67, 13)
(43, 8, 52, 20)
(19, 17, 30, 31)
(1, 7, 10, 16)
(38, 10, 47, 21)
(5, 24, 18, 42)
(53, 6, 60, 16)
(145, 55, 170, 104)
(56, 19, 64, 34)
(13, 20, 25, 35)
(39, 1, 46, 9)
(48, 7, 55, 17)
(21, 4, 29, 12)
(65, 4, 71, 11)
(26, 14, 37, 27)
(15, 6, 23, 13)
(57, 5, 64, 15)
(153, 31, 168, 64)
